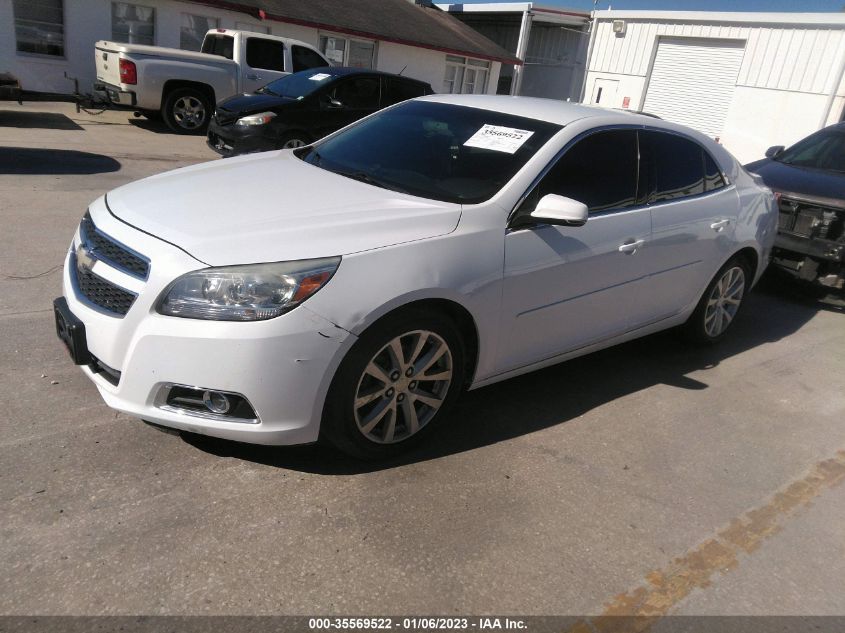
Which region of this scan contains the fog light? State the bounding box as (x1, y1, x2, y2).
(203, 390, 230, 414)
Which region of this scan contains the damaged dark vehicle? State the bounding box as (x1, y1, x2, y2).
(745, 122, 845, 292)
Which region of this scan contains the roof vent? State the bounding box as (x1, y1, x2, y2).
(612, 20, 626, 35)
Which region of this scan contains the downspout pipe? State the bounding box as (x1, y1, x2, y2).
(819, 46, 845, 128)
(579, 11, 599, 103)
(512, 9, 533, 96)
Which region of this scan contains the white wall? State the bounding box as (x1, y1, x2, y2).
(1, 0, 500, 98)
(583, 14, 845, 163)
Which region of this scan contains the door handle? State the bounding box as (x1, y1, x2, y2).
(710, 219, 730, 232)
(246, 73, 262, 81)
(618, 239, 645, 254)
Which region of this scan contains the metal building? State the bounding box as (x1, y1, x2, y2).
(437, 3, 591, 100)
(583, 11, 845, 163)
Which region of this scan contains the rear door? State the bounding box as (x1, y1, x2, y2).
(381, 77, 430, 107)
(639, 129, 738, 319)
(291, 45, 330, 72)
(241, 36, 288, 93)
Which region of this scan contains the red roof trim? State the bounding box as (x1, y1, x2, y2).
(191, 0, 523, 65)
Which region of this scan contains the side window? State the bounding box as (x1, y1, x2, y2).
(382, 79, 428, 106)
(704, 152, 726, 192)
(641, 131, 705, 203)
(331, 77, 380, 109)
(292, 45, 328, 72)
(520, 130, 639, 215)
(246, 37, 285, 72)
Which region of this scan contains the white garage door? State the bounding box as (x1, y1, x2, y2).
(643, 37, 746, 139)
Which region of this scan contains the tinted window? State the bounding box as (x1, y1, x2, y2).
(298, 100, 561, 204)
(246, 37, 285, 71)
(331, 77, 380, 109)
(521, 130, 639, 215)
(292, 45, 327, 72)
(704, 152, 726, 192)
(200, 33, 233, 59)
(382, 78, 429, 106)
(641, 131, 705, 203)
(259, 69, 335, 98)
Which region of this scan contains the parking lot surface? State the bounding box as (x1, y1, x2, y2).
(1, 103, 844, 617)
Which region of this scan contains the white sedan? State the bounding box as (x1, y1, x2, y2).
(54, 95, 777, 459)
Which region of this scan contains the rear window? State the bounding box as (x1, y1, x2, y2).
(201, 34, 233, 60)
(246, 37, 285, 72)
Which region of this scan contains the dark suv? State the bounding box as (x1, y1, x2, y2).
(745, 122, 845, 292)
(207, 67, 433, 156)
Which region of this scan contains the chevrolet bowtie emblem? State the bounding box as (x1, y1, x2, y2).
(76, 243, 97, 273)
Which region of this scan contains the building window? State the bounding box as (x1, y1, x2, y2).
(112, 3, 155, 45)
(319, 34, 376, 69)
(443, 55, 490, 94)
(236, 22, 270, 35)
(13, 0, 64, 57)
(180, 14, 218, 51)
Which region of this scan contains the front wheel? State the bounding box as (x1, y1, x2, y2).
(684, 257, 750, 344)
(322, 312, 466, 460)
(277, 131, 310, 149)
(162, 88, 212, 135)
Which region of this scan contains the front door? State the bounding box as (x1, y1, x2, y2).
(315, 76, 381, 138)
(498, 129, 652, 373)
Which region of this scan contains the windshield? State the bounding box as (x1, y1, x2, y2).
(259, 69, 335, 99)
(297, 100, 562, 204)
(777, 127, 845, 173)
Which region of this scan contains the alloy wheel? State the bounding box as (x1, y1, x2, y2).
(353, 330, 453, 444)
(172, 96, 206, 130)
(282, 138, 307, 149)
(704, 265, 745, 338)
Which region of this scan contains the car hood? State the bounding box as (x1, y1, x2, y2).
(216, 92, 300, 116)
(106, 151, 462, 266)
(744, 158, 845, 201)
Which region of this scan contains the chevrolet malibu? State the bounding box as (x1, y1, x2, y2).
(54, 95, 777, 459)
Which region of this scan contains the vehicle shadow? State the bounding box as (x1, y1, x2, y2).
(128, 117, 174, 134)
(0, 147, 121, 175)
(181, 285, 829, 474)
(0, 109, 84, 130)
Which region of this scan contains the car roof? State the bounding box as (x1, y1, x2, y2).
(418, 94, 675, 127)
(301, 66, 429, 84)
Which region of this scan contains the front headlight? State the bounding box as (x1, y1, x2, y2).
(156, 257, 340, 321)
(235, 111, 276, 127)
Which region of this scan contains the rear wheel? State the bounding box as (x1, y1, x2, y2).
(684, 257, 750, 344)
(162, 87, 212, 135)
(322, 311, 465, 460)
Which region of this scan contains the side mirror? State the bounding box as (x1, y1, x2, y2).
(517, 194, 588, 228)
(323, 96, 344, 109)
(765, 145, 785, 159)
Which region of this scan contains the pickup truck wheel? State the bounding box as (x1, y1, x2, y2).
(162, 88, 211, 135)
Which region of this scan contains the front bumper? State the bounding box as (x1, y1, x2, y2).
(207, 118, 279, 156)
(93, 81, 136, 108)
(59, 200, 355, 445)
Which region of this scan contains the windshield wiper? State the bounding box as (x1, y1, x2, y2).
(340, 171, 409, 194)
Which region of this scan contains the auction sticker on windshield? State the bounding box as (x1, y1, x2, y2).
(464, 124, 534, 154)
(309, 73, 332, 81)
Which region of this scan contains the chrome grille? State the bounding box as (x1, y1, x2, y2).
(80, 212, 149, 279)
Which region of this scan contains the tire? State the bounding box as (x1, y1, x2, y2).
(321, 310, 466, 460)
(684, 256, 751, 345)
(162, 87, 212, 135)
(277, 131, 310, 150)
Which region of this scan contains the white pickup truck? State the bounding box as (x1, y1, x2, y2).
(94, 29, 330, 134)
